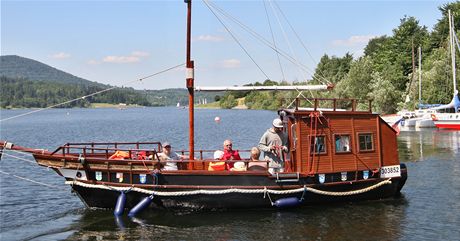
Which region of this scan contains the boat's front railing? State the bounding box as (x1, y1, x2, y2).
(50, 143, 254, 168)
(51, 142, 163, 159)
(284, 97, 373, 112)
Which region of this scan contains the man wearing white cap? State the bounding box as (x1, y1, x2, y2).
(158, 142, 184, 171)
(258, 118, 288, 174)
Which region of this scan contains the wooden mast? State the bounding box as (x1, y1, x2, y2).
(185, 0, 195, 162)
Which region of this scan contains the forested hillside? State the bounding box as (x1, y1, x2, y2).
(218, 2, 460, 114)
(0, 55, 221, 108)
(0, 76, 151, 108)
(0, 55, 97, 86)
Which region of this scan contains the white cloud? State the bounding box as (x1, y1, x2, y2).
(332, 35, 377, 47)
(220, 59, 240, 68)
(87, 59, 100, 65)
(51, 52, 71, 59)
(100, 51, 150, 64)
(196, 35, 224, 42)
(103, 55, 140, 63)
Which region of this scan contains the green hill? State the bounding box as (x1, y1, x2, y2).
(0, 55, 221, 108)
(0, 55, 152, 108)
(0, 55, 98, 86)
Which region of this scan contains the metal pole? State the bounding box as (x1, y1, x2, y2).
(185, 0, 195, 162)
(418, 46, 422, 110)
(449, 10, 457, 94)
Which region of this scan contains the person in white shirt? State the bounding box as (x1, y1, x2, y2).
(158, 142, 184, 171)
(258, 118, 288, 174)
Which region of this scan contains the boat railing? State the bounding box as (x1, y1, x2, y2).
(177, 149, 252, 160)
(51, 142, 163, 159)
(50, 143, 254, 168)
(285, 97, 373, 112)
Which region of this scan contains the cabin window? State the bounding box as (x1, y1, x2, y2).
(310, 136, 326, 154)
(335, 135, 351, 153)
(291, 123, 297, 149)
(358, 133, 373, 151)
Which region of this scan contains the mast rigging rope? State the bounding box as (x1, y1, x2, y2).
(204, 0, 330, 85)
(203, 0, 270, 80)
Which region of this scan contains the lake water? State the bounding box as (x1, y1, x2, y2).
(0, 107, 459, 241)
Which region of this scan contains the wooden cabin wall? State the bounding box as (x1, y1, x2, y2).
(297, 114, 382, 174)
(379, 119, 399, 166)
(352, 117, 380, 171)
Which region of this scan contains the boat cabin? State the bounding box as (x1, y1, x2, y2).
(281, 98, 399, 175)
(30, 97, 400, 179)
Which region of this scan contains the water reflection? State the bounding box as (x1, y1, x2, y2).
(398, 130, 460, 162)
(2, 108, 459, 240)
(65, 198, 407, 241)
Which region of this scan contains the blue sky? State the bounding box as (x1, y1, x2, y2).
(1, 0, 449, 90)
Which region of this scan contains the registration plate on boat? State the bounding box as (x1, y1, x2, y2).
(380, 165, 401, 178)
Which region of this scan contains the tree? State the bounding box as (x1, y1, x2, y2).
(312, 53, 353, 85)
(369, 72, 402, 114)
(219, 93, 237, 109)
(335, 57, 373, 101)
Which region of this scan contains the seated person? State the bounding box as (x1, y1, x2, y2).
(230, 161, 247, 171)
(247, 147, 267, 171)
(157, 142, 184, 171)
(208, 150, 226, 171)
(222, 139, 241, 169)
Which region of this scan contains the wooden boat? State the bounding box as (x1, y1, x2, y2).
(0, 0, 407, 213)
(0, 97, 407, 211)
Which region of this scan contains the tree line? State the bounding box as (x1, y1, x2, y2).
(218, 2, 460, 114)
(0, 76, 151, 108)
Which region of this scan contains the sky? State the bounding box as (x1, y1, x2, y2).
(1, 0, 450, 90)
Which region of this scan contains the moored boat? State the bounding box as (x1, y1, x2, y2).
(431, 11, 460, 130)
(0, 97, 407, 210)
(0, 0, 407, 214)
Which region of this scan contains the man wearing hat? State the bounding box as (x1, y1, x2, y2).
(258, 118, 288, 174)
(158, 142, 184, 171)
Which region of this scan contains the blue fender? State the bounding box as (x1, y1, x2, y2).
(128, 195, 154, 217)
(273, 197, 302, 208)
(114, 192, 127, 216)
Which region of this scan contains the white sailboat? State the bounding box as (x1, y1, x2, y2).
(431, 10, 460, 130)
(382, 47, 437, 130)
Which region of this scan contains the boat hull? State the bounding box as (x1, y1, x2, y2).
(433, 121, 460, 130)
(69, 167, 407, 210)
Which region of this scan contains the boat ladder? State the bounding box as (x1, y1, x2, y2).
(275, 172, 300, 183)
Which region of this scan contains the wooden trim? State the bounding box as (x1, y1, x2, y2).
(376, 117, 383, 168)
(328, 128, 333, 172)
(296, 116, 303, 172)
(351, 117, 358, 172)
(73, 176, 395, 189)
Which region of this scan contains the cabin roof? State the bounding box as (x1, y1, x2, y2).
(280, 98, 374, 116)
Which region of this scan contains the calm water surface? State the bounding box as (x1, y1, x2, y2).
(0, 108, 459, 240)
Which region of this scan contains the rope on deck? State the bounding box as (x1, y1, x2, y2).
(64, 179, 392, 197)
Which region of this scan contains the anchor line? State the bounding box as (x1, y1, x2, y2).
(1, 152, 37, 164)
(0, 170, 67, 190)
(0, 63, 185, 122)
(64, 179, 392, 197)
